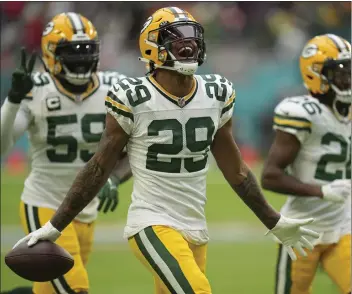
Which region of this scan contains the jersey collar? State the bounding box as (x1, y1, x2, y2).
(147, 75, 198, 108)
(52, 73, 100, 102)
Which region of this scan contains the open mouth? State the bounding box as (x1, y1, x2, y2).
(178, 46, 194, 57)
(335, 100, 352, 117)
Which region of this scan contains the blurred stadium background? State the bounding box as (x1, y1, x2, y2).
(1, 1, 350, 293)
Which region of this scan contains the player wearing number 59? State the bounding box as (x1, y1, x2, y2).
(1, 13, 131, 294)
(13, 7, 320, 294)
(262, 35, 351, 294)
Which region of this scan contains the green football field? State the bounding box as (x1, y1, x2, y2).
(1, 167, 339, 293)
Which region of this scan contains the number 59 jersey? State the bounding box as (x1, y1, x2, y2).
(273, 95, 351, 241)
(106, 74, 235, 239)
(20, 71, 125, 223)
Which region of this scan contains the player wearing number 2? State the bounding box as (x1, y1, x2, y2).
(14, 7, 320, 294)
(262, 34, 351, 294)
(1, 13, 131, 294)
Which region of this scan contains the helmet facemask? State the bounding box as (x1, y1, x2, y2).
(322, 58, 351, 122)
(55, 40, 100, 85)
(145, 21, 206, 75)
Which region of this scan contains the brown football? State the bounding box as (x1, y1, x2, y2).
(5, 240, 74, 282)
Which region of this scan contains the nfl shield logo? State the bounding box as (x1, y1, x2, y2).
(178, 98, 186, 108)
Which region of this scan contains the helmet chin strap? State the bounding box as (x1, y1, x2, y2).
(331, 84, 352, 104)
(168, 61, 198, 75)
(62, 64, 92, 86)
(139, 57, 198, 75)
(332, 100, 352, 123)
(167, 52, 198, 75)
(331, 84, 352, 123)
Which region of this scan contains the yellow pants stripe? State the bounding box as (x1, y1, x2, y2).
(276, 245, 292, 294)
(23, 203, 76, 294)
(135, 227, 195, 294)
(24, 203, 41, 232)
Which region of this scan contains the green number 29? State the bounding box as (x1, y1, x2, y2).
(46, 114, 105, 163)
(315, 132, 351, 181)
(146, 117, 215, 173)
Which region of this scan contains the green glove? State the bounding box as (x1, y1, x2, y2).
(8, 48, 36, 104)
(97, 178, 119, 213)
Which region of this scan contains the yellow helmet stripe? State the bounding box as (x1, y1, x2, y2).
(67, 12, 85, 34)
(326, 34, 348, 53)
(167, 7, 189, 21)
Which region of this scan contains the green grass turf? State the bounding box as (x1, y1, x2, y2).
(1, 243, 338, 293)
(1, 168, 339, 293)
(1, 167, 286, 225)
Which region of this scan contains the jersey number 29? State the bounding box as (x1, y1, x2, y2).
(147, 117, 215, 173)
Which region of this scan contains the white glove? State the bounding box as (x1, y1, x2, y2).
(265, 215, 320, 261)
(13, 221, 61, 249)
(321, 179, 351, 203)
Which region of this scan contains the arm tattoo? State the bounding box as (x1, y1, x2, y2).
(51, 131, 119, 231)
(232, 170, 280, 229)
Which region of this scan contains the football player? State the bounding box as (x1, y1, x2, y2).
(1, 13, 131, 294)
(14, 7, 320, 294)
(261, 34, 351, 294)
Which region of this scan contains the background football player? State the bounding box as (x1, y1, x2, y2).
(14, 7, 320, 294)
(1, 12, 131, 294)
(261, 34, 351, 294)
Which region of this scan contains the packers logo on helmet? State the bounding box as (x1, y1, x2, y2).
(139, 7, 206, 76)
(300, 34, 351, 122)
(41, 12, 100, 85)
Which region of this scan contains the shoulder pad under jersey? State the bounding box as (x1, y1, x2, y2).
(198, 74, 234, 103)
(110, 77, 152, 109)
(198, 74, 235, 128)
(273, 96, 321, 143)
(23, 72, 53, 100)
(105, 79, 145, 135)
(98, 71, 127, 88)
(31, 72, 52, 88)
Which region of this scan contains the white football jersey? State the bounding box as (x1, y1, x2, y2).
(274, 95, 351, 243)
(20, 71, 125, 223)
(105, 74, 235, 242)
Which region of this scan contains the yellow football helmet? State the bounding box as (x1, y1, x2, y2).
(300, 34, 351, 122)
(41, 12, 99, 85)
(139, 7, 206, 75)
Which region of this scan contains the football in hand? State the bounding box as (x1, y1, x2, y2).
(5, 240, 74, 282)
